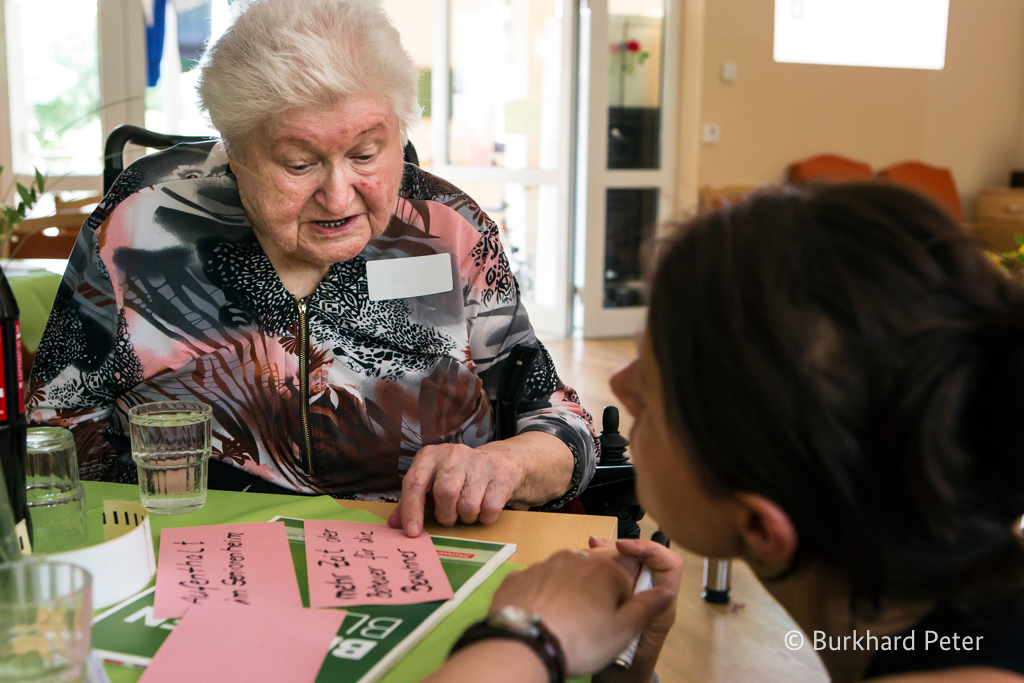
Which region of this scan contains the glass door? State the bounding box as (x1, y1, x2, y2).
(576, 0, 681, 337)
(420, 0, 579, 337)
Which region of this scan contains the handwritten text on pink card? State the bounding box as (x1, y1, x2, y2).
(303, 520, 454, 608)
(154, 522, 302, 619)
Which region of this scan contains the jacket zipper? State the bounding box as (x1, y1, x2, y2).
(294, 295, 314, 474)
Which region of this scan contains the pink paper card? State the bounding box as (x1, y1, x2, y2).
(139, 605, 345, 683)
(304, 520, 455, 608)
(154, 522, 302, 619)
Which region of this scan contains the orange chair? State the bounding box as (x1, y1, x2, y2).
(787, 154, 874, 183)
(878, 161, 964, 223)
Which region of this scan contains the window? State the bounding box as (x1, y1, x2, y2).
(1, 0, 221, 198)
(4, 0, 102, 179)
(774, 0, 949, 70)
(2, 0, 149, 196)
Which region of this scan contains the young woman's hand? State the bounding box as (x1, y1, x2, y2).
(487, 542, 678, 676)
(589, 537, 683, 683)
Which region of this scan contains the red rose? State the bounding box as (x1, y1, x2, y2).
(627, 40, 640, 52)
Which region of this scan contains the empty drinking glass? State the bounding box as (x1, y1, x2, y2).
(0, 560, 92, 683)
(25, 428, 87, 554)
(128, 401, 212, 514)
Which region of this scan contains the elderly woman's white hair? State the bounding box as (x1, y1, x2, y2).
(197, 0, 420, 151)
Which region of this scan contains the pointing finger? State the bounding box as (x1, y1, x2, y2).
(399, 454, 437, 537)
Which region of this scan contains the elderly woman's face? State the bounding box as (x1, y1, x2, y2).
(231, 94, 404, 279)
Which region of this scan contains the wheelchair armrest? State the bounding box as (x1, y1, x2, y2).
(578, 465, 638, 516)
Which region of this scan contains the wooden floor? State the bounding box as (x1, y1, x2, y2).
(543, 338, 829, 683)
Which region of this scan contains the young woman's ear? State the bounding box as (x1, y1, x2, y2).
(733, 493, 798, 570)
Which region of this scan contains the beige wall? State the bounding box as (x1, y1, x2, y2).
(693, 0, 1024, 217)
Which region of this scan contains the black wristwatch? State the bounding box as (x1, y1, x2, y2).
(450, 606, 566, 683)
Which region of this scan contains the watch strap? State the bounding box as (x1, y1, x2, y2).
(450, 615, 566, 683)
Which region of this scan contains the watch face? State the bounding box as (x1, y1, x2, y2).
(490, 606, 542, 638)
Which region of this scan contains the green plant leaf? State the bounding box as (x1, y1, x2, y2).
(4, 206, 21, 227)
(34, 168, 45, 194)
(16, 183, 33, 207)
(1015, 233, 1024, 246)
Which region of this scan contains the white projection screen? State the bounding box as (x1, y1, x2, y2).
(774, 0, 950, 70)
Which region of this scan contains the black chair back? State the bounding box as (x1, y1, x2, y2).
(104, 125, 422, 195)
(104, 125, 215, 194)
(403, 140, 419, 166)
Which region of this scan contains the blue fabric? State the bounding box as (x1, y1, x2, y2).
(146, 0, 167, 87)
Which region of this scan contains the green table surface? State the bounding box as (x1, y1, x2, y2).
(7, 268, 61, 353)
(81, 481, 522, 683)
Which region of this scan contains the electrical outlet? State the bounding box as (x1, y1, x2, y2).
(721, 62, 737, 82)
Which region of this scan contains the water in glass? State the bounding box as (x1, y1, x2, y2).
(129, 404, 212, 515)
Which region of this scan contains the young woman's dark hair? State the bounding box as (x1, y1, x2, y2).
(648, 182, 1024, 606)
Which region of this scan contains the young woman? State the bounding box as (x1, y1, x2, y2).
(427, 182, 1024, 683)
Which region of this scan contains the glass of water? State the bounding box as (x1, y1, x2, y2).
(128, 401, 212, 515)
(25, 428, 87, 554)
(0, 560, 92, 683)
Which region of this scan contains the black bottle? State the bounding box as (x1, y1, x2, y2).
(0, 269, 29, 552)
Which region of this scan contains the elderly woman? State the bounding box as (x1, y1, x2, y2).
(428, 183, 1024, 683)
(27, 0, 597, 533)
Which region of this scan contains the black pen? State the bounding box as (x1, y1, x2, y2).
(612, 529, 671, 670)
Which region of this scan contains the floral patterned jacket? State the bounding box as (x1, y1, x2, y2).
(27, 142, 598, 505)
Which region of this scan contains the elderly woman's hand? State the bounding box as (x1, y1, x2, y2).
(387, 431, 575, 536)
(386, 442, 524, 536)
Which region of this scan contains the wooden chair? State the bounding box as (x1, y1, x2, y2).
(54, 194, 102, 212)
(4, 193, 101, 259)
(787, 154, 873, 183)
(878, 161, 964, 222)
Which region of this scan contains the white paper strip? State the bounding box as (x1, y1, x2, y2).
(48, 501, 157, 609)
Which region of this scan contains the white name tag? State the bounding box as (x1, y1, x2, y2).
(366, 253, 454, 301)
